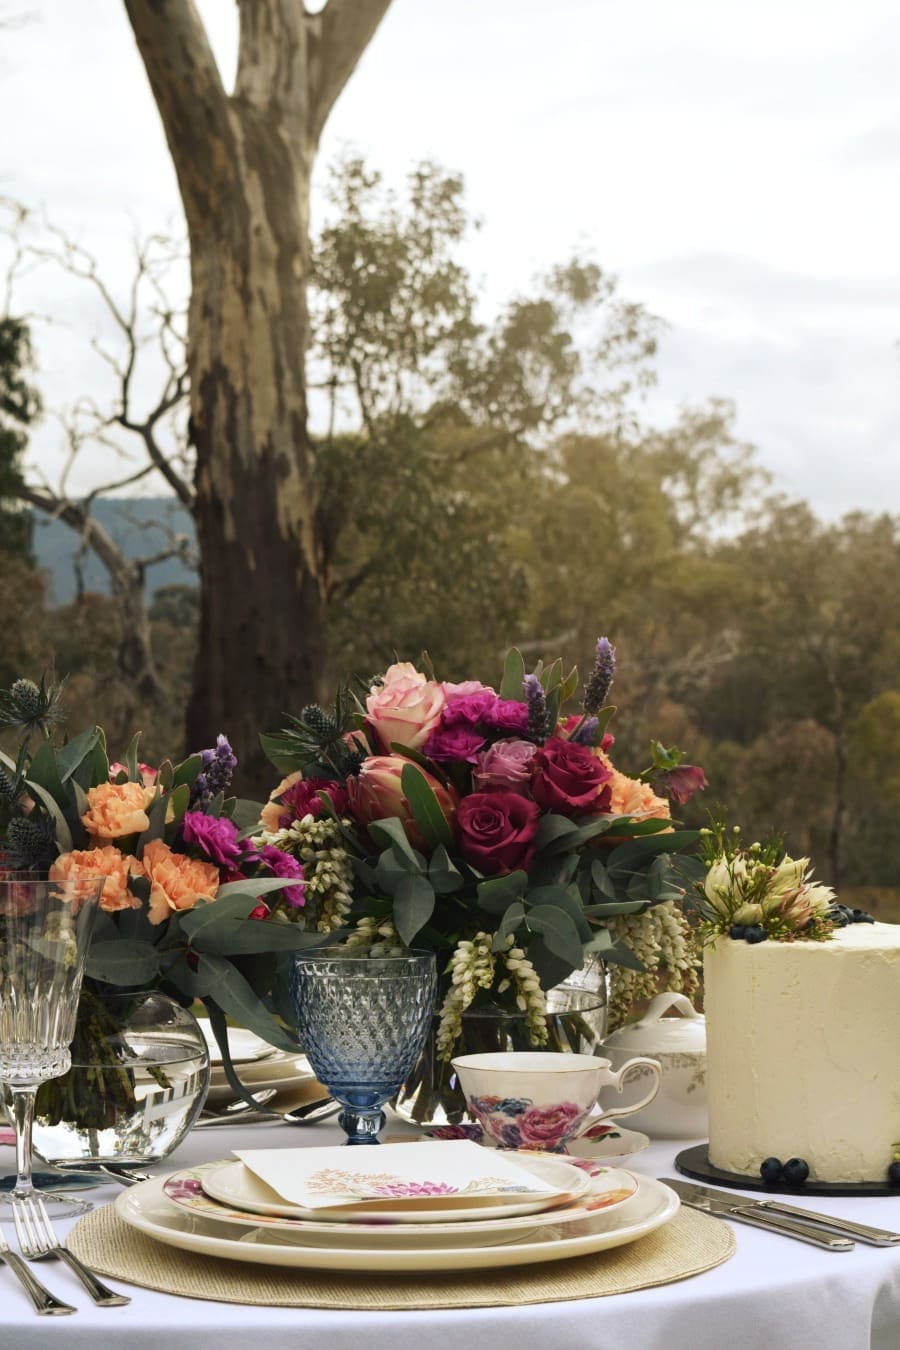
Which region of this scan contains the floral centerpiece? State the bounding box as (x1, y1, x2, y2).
(257, 639, 708, 1118)
(0, 677, 325, 1127)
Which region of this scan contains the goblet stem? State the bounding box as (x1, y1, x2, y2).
(338, 1106, 386, 1145)
(9, 1083, 38, 1200)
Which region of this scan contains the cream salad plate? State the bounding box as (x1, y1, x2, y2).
(161, 1157, 636, 1249)
(201, 1141, 592, 1223)
(116, 1172, 679, 1272)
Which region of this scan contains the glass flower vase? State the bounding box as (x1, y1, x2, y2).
(393, 967, 608, 1127)
(17, 986, 210, 1169)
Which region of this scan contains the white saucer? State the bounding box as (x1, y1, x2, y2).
(422, 1121, 651, 1161)
(198, 1023, 277, 1066)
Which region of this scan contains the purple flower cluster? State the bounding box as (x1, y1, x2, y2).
(583, 637, 616, 715)
(191, 734, 237, 807)
(424, 688, 529, 762)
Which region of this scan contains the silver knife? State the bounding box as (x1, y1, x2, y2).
(663, 1178, 900, 1248)
(663, 1179, 854, 1250)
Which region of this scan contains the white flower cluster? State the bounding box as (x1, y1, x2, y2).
(435, 933, 497, 1061)
(606, 901, 699, 1031)
(496, 943, 548, 1047)
(258, 816, 354, 932)
(345, 915, 405, 956)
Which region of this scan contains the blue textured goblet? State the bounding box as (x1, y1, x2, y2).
(290, 948, 437, 1145)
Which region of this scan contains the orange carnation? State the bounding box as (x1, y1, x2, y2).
(81, 781, 154, 840)
(260, 771, 303, 832)
(50, 846, 144, 913)
(606, 769, 671, 822)
(141, 838, 220, 926)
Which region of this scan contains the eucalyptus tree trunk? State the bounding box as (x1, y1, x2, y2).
(123, 0, 391, 786)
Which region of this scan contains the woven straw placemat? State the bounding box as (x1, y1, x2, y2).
(67, 1203, 735, 1310)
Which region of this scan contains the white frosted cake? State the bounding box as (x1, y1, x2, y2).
(704, 921, 900, 1184)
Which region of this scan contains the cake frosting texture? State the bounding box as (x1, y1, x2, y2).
(704, 921, 900, 1183)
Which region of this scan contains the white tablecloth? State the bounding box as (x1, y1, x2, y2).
(2, 1118, 899, 1350)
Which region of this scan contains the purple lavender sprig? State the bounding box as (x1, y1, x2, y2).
(583, 637, 616, 715)
(569, 715, 599, 746)
(523, 673, 551, 743)
(190, 734, 237, 807)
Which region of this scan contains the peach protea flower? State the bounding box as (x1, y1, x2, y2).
(50, 846, 144, 913)
(81, 781, 154, 840)
(141, 838, 220, 925)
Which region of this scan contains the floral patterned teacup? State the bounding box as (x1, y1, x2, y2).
(451, 1051, 662, 1152)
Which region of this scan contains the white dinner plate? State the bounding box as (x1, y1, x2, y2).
(198, 1023, 278, 1066)
(116, 1171, 679, 1272)
(201, 1152, 593, 1223)
(204, 1052, 316, 1107)
(162, 1160, 638, 1248)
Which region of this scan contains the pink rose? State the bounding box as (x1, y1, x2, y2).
(473, 738, 538, 795)
(347, 754, 457, 850)
(456, 791, 540, 875)
(365, 663, 447, 752)
(517, 1101, 586, 1149)
(531, 737, 612, 816)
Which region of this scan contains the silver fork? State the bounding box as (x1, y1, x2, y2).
(0, 1213, 76, 1315)
(12, 1195, 130, 1306)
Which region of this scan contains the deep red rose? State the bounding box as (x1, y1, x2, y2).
(531, 737, 612, 816)
(456, 791, 540, 875)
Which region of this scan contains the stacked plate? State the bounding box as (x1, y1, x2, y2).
(115, 1140, 680, 1272)
(198, 1024, 319, 1107)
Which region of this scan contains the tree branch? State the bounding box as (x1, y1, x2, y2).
(123, 0, 235, 229)
(235, 0, 307, 131)
(306, 0, 392, 149)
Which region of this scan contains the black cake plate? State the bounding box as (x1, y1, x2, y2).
(675, 1144, 898, 1197)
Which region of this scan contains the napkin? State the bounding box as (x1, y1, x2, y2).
(233, 1139, 558, 1210)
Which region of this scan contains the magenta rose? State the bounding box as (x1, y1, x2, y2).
(442, 688, 499, 727)
(531, 737, 612, 816)
(484, 698, 530, 733)
(423, 724, 487, 764)
(517, 1101, 586, 1149)
(473, 738, 538, 796)
(456, 791, 540, 875)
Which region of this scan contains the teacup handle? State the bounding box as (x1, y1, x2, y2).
(595, 1056, 662, 1123)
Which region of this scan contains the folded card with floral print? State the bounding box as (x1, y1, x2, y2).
(233, 1139, 560, 1209)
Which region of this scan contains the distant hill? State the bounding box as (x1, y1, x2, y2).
(31, 498, 197, 605)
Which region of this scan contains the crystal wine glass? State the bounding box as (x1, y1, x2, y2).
(0, 876, 103, 1217)
(290, 947, 437, 1145)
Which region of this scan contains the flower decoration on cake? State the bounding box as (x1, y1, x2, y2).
(693, 823, 841, 944)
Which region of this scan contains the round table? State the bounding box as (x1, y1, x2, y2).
(3, 1118, 900, 1350)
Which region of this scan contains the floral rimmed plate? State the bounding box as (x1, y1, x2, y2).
(199, 1151, 593, 1223)
(119, 1172, 679, 1271)
(422, 1120, 651, 1161)
(162, 1160, 635, 1246)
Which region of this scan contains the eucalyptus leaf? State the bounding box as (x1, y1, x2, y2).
(393, 874, 436, 945)
(85, 939, 161, 986)
(197, 956, 301, 1053)
(401, 763, 453, 850)
(172, 754, 203, 790)
(23, 779, 73, 853)
(125, 731, 141, 782)
(258, 733, 300, 777)
(55, 725, 102, 783)
(368, 817, 423, 871)
(215, 876, 303, 902)
(428, 844, 464, 894)
(492, 900, 526, 950)
(499, 647, 526, 701)
(190, 920, 326, 957)
(27, 737, 68, 809)
(476, 870, 528, 915)
(525, 904, 584, 969)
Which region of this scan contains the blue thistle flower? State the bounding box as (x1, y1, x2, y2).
(523, 673, 551, 743)
(583, 637, 616, 714)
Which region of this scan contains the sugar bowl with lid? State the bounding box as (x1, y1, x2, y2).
(600, 991, 707, 1138)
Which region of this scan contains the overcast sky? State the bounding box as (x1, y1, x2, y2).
(1, 0, 898, 518)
